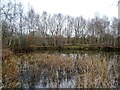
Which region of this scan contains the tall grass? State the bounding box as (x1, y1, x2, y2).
(75, 56, 111, 88)
(2, 51, 118, 88)
(2, 49, 20, 88)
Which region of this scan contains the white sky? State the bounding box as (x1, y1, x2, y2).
(2, 0, 118, 19)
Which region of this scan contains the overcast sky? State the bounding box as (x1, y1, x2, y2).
(2, 0, 118, 19)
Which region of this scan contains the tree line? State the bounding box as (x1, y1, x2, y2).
(1, 1, 119, 50)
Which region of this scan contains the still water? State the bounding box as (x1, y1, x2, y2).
(15, 51, 119, 88)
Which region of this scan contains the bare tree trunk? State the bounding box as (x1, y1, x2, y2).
(118, 21, 120, 48)
(54, 37, 56, 46)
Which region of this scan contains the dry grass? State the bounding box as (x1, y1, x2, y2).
(21, 53, 74, 71)
(2, 55, 20, 88)
(75, 56, 111, 88)
(2, 51, 118, 88)
(2, 49, 13, 60)
(20, 53, 115, 88)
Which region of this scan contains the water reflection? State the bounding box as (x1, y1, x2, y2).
(18, 51, 119, 88)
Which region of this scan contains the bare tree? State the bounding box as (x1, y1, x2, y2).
(26, 7, 36, 45)
(1, 1, 18, 48)
(41, 11, 48, 46)
(111, 17, 119, 46)
(17, 2, 25, 48)
(65, 15, 74, 45)
(49, 14, 65, 46)
(53, 13, 64, 46)
(86, 19, 96, 45)
(74, 16, 86, 45)
(47, 15, 56, 46)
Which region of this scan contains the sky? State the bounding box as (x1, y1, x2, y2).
(2, 0, 118, 19)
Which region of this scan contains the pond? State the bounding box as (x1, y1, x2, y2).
(2, 50, 120, 88)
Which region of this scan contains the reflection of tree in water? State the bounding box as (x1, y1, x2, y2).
(19, 60, 41, 88)
(19, 60, 75, 88)
(37, 67, 75, 88)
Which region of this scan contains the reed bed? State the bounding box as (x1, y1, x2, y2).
(2, 51, 118, 88)
(2, 51, 20, 88)
(75, 56, 111, 88)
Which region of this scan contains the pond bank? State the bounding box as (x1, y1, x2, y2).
(13, 45, 120, 53)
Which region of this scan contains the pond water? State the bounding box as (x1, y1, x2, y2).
(15, 51, 119, 88)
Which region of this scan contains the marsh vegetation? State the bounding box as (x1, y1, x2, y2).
(2, 50, 119, 88)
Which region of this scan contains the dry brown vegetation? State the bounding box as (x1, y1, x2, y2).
(2, 54, 20, 88)
(2, 49, 13, 60)
(2, 51, 118, 88)
(75, 56, 110, 88)
(26, 53, 113, 88)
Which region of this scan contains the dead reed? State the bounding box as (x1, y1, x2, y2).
(75, 56, 111, 88)
(2, 54, 20, 88)
(2, 52, 118, 88)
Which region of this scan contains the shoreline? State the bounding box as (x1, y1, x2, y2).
(12, 45, 120, 53)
